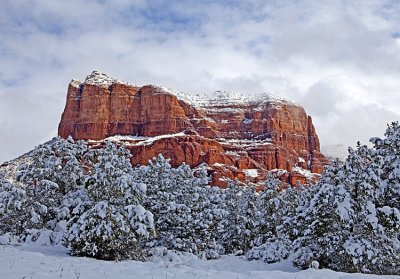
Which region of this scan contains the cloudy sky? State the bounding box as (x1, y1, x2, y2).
(1, 0, 400, 163)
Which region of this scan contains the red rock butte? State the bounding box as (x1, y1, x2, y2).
(58, 71, 330, 187)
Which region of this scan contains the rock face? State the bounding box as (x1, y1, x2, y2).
(59, 71, 330, 187)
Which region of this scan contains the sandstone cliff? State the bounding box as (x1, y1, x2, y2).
(59, 71, 329, 187)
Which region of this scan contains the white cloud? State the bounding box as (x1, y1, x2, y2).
(1, 0, 400, 162)
(300, 76, 397, 147)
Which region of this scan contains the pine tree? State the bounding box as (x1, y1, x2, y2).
(292, 158, 355, 270)
(141, 155, 223, 259)
(138, 155, 189, 251)
(2, 137, 89, 239)
(221, 182, 257, 255)
(247, 172, 292, 263)
(293, 142, 400, 274)
(371, 122, 400, 209)
(18, 136, 88, 195)
(193, 184, 226, 259)
(0, 175, 27, 236)
(65, 141, 154, 260)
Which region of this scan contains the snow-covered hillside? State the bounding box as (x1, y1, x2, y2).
(2, 244, 398, 279)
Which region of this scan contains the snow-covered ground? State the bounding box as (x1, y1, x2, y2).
(1, 244, 398, 279)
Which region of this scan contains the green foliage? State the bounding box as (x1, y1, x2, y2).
(292, 125, 400, 274)
(65, 141, 154, 261)
(141, 155, 222, 259)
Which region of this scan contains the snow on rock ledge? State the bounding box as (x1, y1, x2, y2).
(58, 71, 330, 187)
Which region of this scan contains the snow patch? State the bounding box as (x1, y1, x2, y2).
(225, 151, 240, 156)
(70, 79, 82, 88)
(292, 166, 314, 179)
(133, 132, 187, 146)
(0, 245, 389, 279)
(218, 138, 273, 148)
(75, 72, 297, 110)
(243, 169, 259, 178)
(212, 163, 228, 168)
(84, 71, 137, 88)
(105, 135, 149, 141)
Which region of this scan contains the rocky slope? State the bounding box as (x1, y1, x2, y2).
(58, 71, 329, 187)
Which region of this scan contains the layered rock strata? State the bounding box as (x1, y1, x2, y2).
(59, 71, 330, 187)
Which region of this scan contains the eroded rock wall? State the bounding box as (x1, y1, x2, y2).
(59, 71, 330, 187)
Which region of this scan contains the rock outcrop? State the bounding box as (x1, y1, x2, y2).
(59, 71, 330, 187)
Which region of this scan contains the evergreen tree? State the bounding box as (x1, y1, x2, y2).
(18, 136, 88, 195)
(141, 155, 223, 259)
(247, 173, 292, 263)
(65, 141, 154, 261)
(192, 184, 225, 259)
(371, 121, 400, 209)
(221, 182, 257, 255)
(292, 159, 355, 270)
(2, 137, 89, 238)
(0, 175, 27, 236)
(293, 143, 400, 274)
